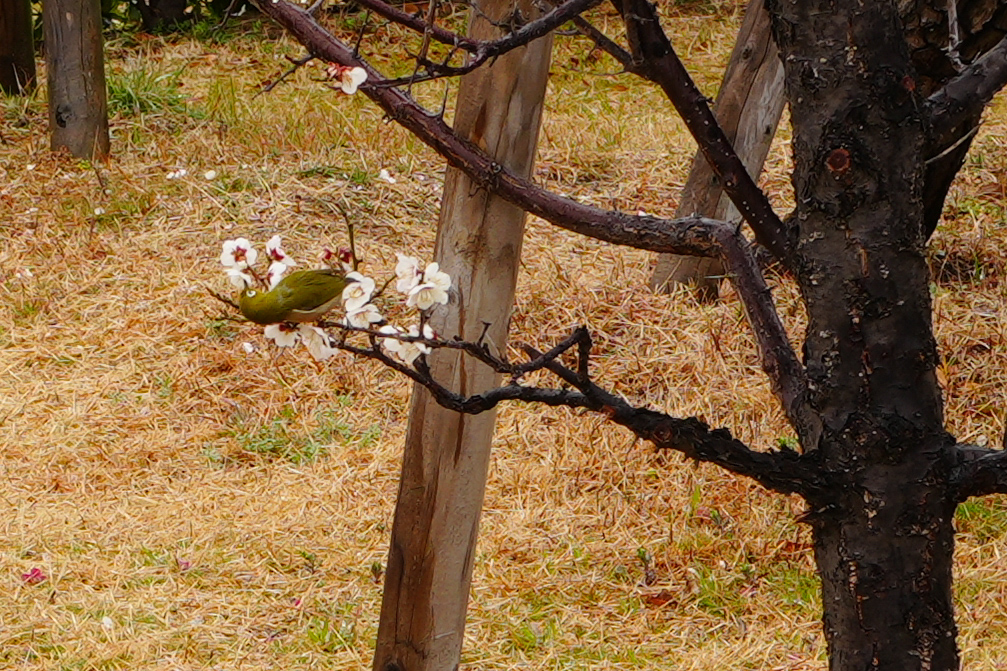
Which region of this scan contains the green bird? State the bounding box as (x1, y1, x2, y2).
(238, 269, 351, 325)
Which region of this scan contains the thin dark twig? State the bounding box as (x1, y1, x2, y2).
(256, 54, 315, 96)
(353, 10, 371, 56)
(571, 15, 649, 79)
(350, 0, 477, 51)
(356, 0, 602, 86)
(476, 322, 492, 346)
(91, 163, 107, 192)
(576, 327, 591, 383)
(514, 327, 587, 377)
(408, 0, 441, 93)
(335, 202, 360, 271)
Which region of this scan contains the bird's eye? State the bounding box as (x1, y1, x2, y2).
(247, 290, 257, 297)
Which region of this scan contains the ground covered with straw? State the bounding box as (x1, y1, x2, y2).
(2, 4, 1007, 669)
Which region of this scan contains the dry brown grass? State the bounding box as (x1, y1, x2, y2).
(1, 5, 1007, 669)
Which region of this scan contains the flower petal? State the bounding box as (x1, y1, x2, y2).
(264, 323, 300, 347)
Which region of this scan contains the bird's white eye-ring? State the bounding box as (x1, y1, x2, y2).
(247, 290, 257, 297)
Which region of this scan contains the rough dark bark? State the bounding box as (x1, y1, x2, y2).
(0, 0, 36, 94)
(768, 0, 957, 667)
(43, 0, 110, 160)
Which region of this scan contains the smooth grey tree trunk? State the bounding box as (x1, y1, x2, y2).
(43, 0, 109, 159)
(370, 2, 553, 670)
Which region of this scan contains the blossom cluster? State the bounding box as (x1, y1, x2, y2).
(325, 64, 368, 95)
(219, 237, 451, 366)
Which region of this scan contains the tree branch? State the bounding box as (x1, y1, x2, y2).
(520, 333, 824, 497)
(350, 0, 602, 59)
(949, 444, 1007, 500)
(613, 0, 794, 267)
(928, 33, 1007, 150)
(569, 15, 651, 79)
(371, 0, 605, 86)
(254, 0, 738, 257)
(256, 53, 315, 96)
(342, 325, 823, 497)
(714, 229, 820, 449)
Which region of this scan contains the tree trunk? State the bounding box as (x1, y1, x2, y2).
(0, 0, 36, 94)
(370, 3, 553, 671)
(649, 0, 784, 300)
(768, 0, 959, 667)
(43, 0, 109, 160)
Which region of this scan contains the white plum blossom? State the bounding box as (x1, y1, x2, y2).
(204, 170, 218, 180)
(266, 261, 289, 289)
(241, 342, 257, 354)
(407, 283, 445, 310)
(326, 64, 368, 94)
(264, 323, 300, 347)
(379, 325, 408, 361)
(299, 324, 338, 361)
(221, 238, 258, 269)
(344, 303, 383, 329)
(379, 324, 433, 365)
(395, 254, 423, 294)
(342, 271, 376, 311)
(412, 323, 435, 354)
(400, 325, 434, 364)
(266, 235, 297, 268)
(378, 169, 396, 184)
(227, 267, 253, 288)
(423, 263, 451, 291)
(407, 263, 451, 310)
(166, 168, 188, 179)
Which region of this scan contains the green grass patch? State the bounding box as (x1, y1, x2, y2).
(956, 497, 1007, 543)
(225, 403, 381, 463)
(106, 64, 196, 118)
